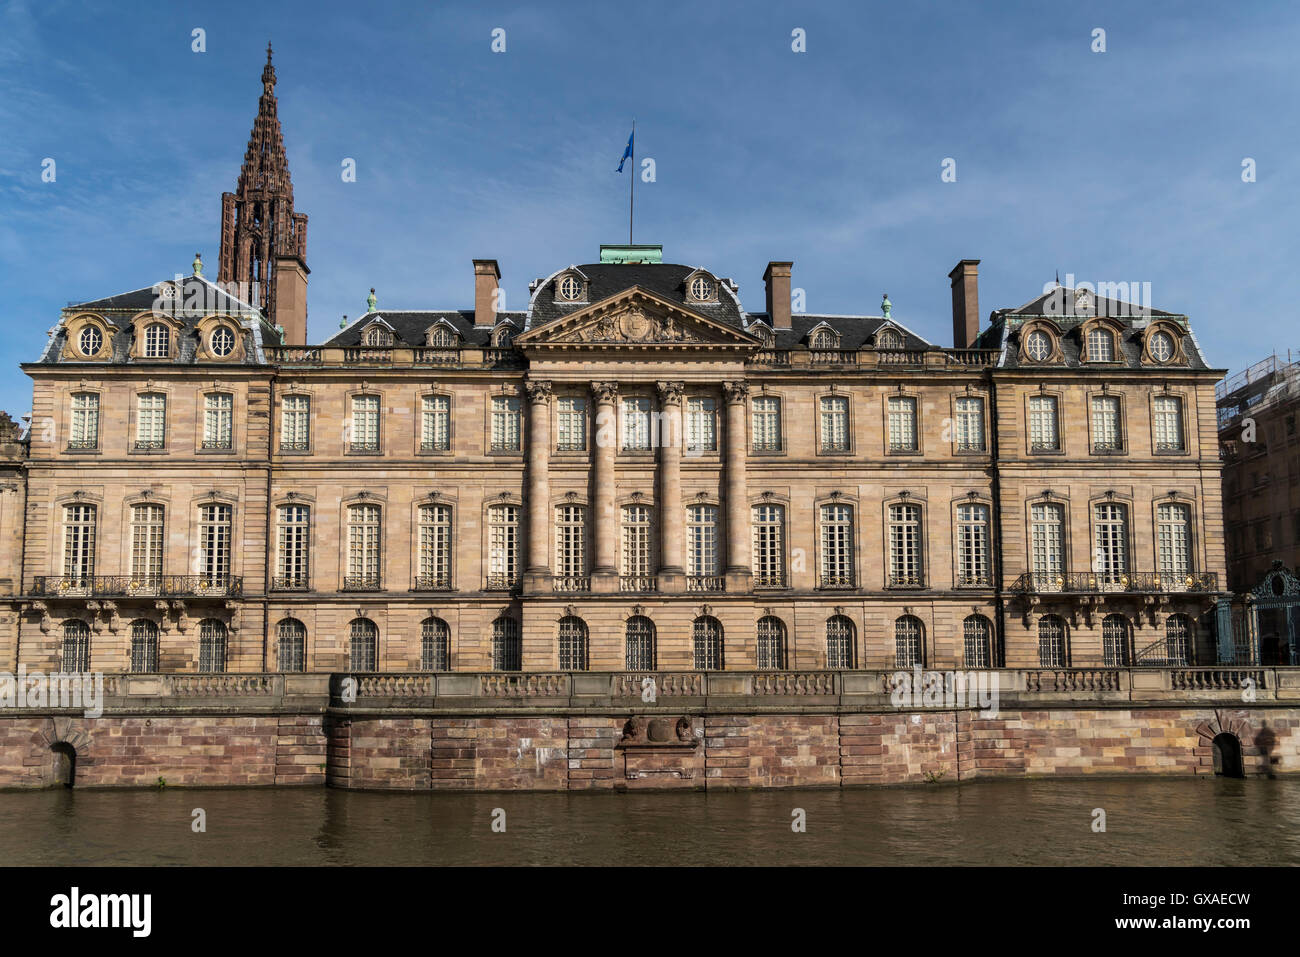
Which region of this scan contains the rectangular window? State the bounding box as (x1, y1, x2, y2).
(620, 505, 653, 588)
(1028, 395, 1060, 452)
(490, 396, 521, 452)
(62, 504, 96, 585)
(752, 396, 782, 452)
(202, 393, 234, 450)
(1094, 503, 1129, 586)
(819, 396, 849, 452)
(622, 397, 652, 450)
(556, 396, 587, 452)
(887, 396, 918, 452)
(275, 505, 310, 589)
(954, 396, 985, 452)
(421, 395, 450, 451)
(135, 393, 166, 449)
(69, 393, 99, 449)
(686, 504, 719, 579)
(1157, 503, 1192, 583)
(281, 394, 310, 450)
(752, 504, 786, 587)
(888, 503, 923, 587)
(1090, 395, 1123, 453)
(819, 504, 854, 587)
(351, 395, 380, 452)
(686, 397, 717, 452)
(487, 504, 519, 588)
(198, 504, 232, 583)
(1030, 503, 1065, 588)
(417, 504, 451, 589)
(555, 505, 587, 581)
(130, 504, 164, 585)
(346, 504, 381, 589)
(956, 503, 990, 586)
(1153, 395, 1185, 452)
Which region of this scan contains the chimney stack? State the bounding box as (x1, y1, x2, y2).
(948, 259, 980, 349)
(763, 261, 793, 329)
(273, 255, 309, 346)
(473, 259, 501, 327)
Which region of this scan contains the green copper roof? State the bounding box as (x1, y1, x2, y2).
(599, 244, 662, 264)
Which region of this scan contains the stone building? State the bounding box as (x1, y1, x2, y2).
(4, 53, 1229, 678)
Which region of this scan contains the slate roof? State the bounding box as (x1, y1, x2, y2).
(528, 263, 746, 328)
(323, 311, 527, 347)
(744, 313, 932, 351)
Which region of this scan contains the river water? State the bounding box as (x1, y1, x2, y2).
(5, 777, 1297, 866)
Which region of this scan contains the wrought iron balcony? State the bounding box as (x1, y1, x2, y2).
(271, 576, 310, 591)
(752, 572, 788, 589)
(956, 573, 993, 588)
(887, 573, 924, 589)
(66, 439, 98, 451)
(1090, 441, 1124, 455)
(341, 575, 383, 591)
(820, 440, 850, 453)
(133, 439, 165, 451)
(552, 576, 591, 594)
(419, 441, 450, 453)
(31, 575, 242, 598)
(1012, 571, 1220, 594)
(280, 439, 310, 452)
(619, 575, 657, 593)
(888, 439, 918, 453)
(818, 574, 855, 590)
(955, 440, 985, 453)
(1029, 440, 1060, 453)
(484, 574, 519, 591)
(349, 441, 380, 453)
(686, 575, 725, 593)
(411, 574, 452, 591)
(201, 439, 233, 451)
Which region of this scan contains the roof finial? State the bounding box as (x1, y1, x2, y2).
(881, 293, 891, 319)
(367, 287, 377, 314)
(192, 252, 204, 277)
(262, 42, 276, 92)
(1055, 269, 1060, 286)
(340, 314, 348, 329)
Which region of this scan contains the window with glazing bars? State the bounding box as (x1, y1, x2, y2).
(490, 396, 521, 451)
(135, 393, 166, 448)
(819, 504, 854, 587)
(349, 618, 377, 671)
(956, 503, 990, 586)
(888, 503, 923, 586)
(281, 394, 310, 450)
(70, 392, 99, 448)
(1102, 614, 1129, 666)
(752, 505, 785, 587)
(819, 396, 849, 451)
(421, 395, 451, 451)
(492, 617, 521, 670)
(686, 505, 719, 577)
(1165, 614, 1192, 664)
(417, 505, 451, 589)
(144, 323, 170, 358)
(1090, 395, 1122, 452)
(130, 619, 159, 672)
(1030, 503, 1065, 587)
(686, 397, 716, 452)
(1028, 395, 1060, 451)
(277, 618, 306, 672)
(1153, 395, 1184, 451)
(963, 615, 993, 668)
(1087, 327, 1115, 361)
(887, 396, 918, 452)
(954, 396, 984, 452)
(276, 505, 310, 589)
(421, 617, 450, 671)
(622, 397, 651, 450)
(198, 504, 232, 583)
(62, 504, 96, 584)
(895, 616, 924, 667)
(347, 504, 381, 588)
(130, 504, 164, 585)
(558, 616, 589, 670)
(1094, 503, 1128, 583)
(203, 393, 234, 449)
(1038, 615, 1068, 667)
(826, 615, 855, 669)
(1157, 503, 1192, 582)
(351, 395, 380, 451)
(625, 616, 656, 670)
(62, 620, 90, 673)
(693, 616, 723, 670)
(756, 617, 786, 670)
(487, 505, 519, 587)
(621, 506, 652, 580)
(198, 619, 227, 673)
(751, 396, 781, 451)
(556, 396, 586, 451)
(555, 505, 586, 578)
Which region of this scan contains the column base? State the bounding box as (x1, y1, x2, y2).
(591, 569, 620, 594)
(725, 568, 752, 593)
(656, 568, 685, 594)
(522, 569, 553, 595)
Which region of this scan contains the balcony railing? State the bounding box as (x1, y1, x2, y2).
(887, 573, 924, 589)
(349, 441, 381, 453)
(271, 576, 310, 591)
(31, 575, 242, 598)
(133, 439, 165, 451)
(411, 574, 452, 591)
(686, 575, 725, 593)
(876, 350, 927, 367)
(1012, 571, 1220, 594)
(552, 575, 591, 594)
(809, 350, 859, 367)
(67, 439, 98, 451)
(1090, 441, 1125, 455)
(819, 575, 855, 590)
(280, 440, 310, 452)
(201, 439, 233, 451)
(888, 439, 918, 453)
(485, 574, 519, 591)
(752, 572, 787, 589)
(619, 575, 657, 593)
(956, 574, 993, 588)
(341, 575, 383, 591)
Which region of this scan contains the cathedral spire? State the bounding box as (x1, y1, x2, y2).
(218, 43, 309, 344)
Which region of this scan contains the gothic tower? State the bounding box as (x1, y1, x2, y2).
(217, 43, 309, 345)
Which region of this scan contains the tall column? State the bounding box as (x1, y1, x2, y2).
(523, 378, 553, 593)
(656, 381, 685, 593)
(591, 381, 619, 592)
(723, 381, 751, 592)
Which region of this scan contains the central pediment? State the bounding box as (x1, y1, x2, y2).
(517, 287, 760, 350)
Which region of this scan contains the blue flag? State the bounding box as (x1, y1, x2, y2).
(616, 131, 633, 172)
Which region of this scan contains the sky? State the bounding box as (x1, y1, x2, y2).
(2, 0, 1298, 418)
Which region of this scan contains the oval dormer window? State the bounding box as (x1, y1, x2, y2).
(210, 326, 235, 357)
(78, 326, 103, 357)
(690, 276, 713, 301)
(1025, 329, 1052, 362)
(559, 275, 583, 301)
(1149, 330, 1174, 362)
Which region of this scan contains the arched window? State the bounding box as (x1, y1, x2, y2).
(277, 618, 306, 673)
(1038, 615, 1068, 667)
(895, 615, 924, 667)
(558, 616, 589, 671)
(348, 618, 377, 671)
(756, 616, 786, 670)
(130, 619, 159, 673)
(1086, 326, 1115, 362)
(876, 329, 902, 350)
(826, 615, 856, 669)
(693, 616, 724, 670)
(625, 616, 656, 670)
(428, 326, 458, 348)
(1165, 614, 1194, 665)
(143, 323, 171, 358)
(963, 615, 994, 669)
(61, 620, 90, 673)
(421, 617, 450, 671)
(810, 328, 838, 350)
(198, 619, 228, 673)
(1102, 614, 1130, 666)
(492, 617, 521, 671)
(363, 325, 393, 347)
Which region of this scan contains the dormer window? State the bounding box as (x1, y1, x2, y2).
(1149, 330, 1174, 362)
(1086, 327, 1115, 362)
(492, 324, 516, 348)
(363, 326, 393, 347)
(427, 326, 458, 348)
(876, 329, 902, 350)
(689, 276, 714, 301)
(810, 327, 840, 350)
(209, 326, 236, 357)
(78, 326, 103, 357)
(558, 275, 584, 301)
(144, 323, 171, 358)
(1024, 329, 1053, 362)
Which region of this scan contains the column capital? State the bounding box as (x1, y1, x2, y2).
(655, 380, 685, 405)
(523, 377, 553, 404)
(590, 380, 620, 404)
(723, 380, 750, 404)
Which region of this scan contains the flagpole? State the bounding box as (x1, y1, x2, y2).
(628, 119, 635, 245)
